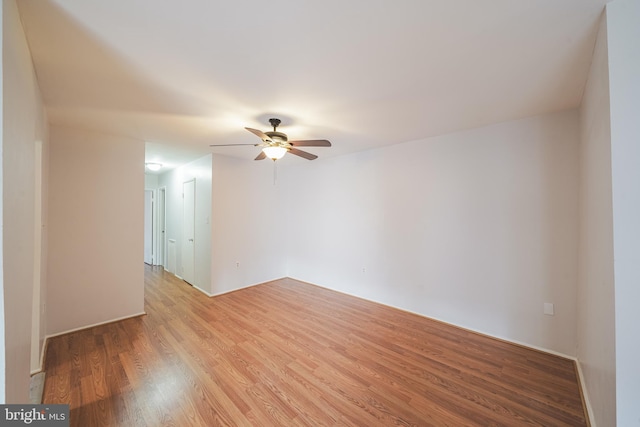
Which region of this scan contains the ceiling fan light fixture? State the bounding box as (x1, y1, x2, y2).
(212, 118, 330, 161)
(262, 146, 288, 160)
(145, 162, 162, 171)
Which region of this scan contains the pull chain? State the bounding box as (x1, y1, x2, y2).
(273, 161, 278, 185)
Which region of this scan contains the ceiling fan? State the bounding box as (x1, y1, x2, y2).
(210, 118, 331, 161)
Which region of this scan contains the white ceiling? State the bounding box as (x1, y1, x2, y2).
(18, 0, 608, 171)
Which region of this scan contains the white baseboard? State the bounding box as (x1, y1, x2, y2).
(289, 276, 576, 358)
(29, 338, 49, 376)
(207, 277, 286, 298)
(193, 285, 214, 297)
(434, 324, 576, 361)
(46, 312, 147, 339)
(288, 275, 594, 425)
(574, 360, 596, 426)
(35, 276, 596, 426)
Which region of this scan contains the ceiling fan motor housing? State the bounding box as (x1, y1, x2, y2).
(265, 131, 288, 143)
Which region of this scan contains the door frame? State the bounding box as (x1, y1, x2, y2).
(31, 140, 44, 373)
(144, 189, 154, 265)
(181, 179, 196, 285)
(156, 187, 167, 268)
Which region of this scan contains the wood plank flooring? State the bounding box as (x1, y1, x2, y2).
(43, 265, 589, 426)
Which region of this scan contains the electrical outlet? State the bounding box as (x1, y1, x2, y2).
(236, 261, 240, 268)
(543, 303, 554, 316)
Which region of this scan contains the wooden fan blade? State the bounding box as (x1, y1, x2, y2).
(210, 143, 257, 147)
(289, 148, 318, 160)
(245, 127, 270, 140)
(254, 151, 267, 161)
(289, 139, 331, 147)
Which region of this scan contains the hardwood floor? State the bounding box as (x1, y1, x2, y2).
(43, 265, 588, 426)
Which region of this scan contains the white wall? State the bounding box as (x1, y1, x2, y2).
(145, 173, 158, 189)
(576, 13, 616, 427)
(158, 155, 287, 295)
(284, 111, 580, 356)
(47, 126, 144, 335)
(158, 155, 212, 294)
(2, 0, 49, 402)
(607, 1, 640, 424)
(157, 154, 286, 296)
(210, 155, 286, 295)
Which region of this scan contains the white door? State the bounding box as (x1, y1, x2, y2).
(144, 190, 154, 264)
(182, 179, 196, 285)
